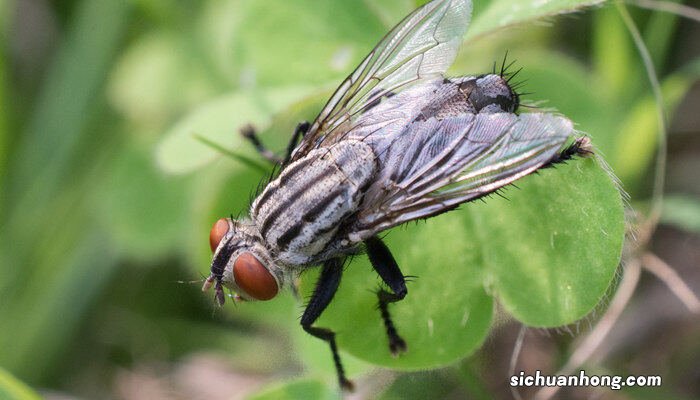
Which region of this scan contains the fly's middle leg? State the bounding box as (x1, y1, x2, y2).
(365, 236, 408, 355)
(300, 258, 354, 391)
(240, 121, 309, 167)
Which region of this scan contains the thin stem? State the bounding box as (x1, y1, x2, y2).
(508, 325, 527, 400)
(616, 1, 668, 238)
(630, 0, 700, 23)
(642, 252, 700, 314)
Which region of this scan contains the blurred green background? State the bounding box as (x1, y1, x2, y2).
(1, 0, 699, 399)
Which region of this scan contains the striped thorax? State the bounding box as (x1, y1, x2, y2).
(252, 140, 377, 266)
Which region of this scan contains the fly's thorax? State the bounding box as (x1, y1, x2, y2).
(205, 218, 288, 303)
(250, 140, 378, 266)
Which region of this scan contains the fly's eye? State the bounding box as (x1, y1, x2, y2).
(233, 252, 278, 300)
(209, 218, 231, 253)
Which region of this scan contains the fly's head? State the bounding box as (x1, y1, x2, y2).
(458, 74, 519, 114)
(203, 218, 281, 305)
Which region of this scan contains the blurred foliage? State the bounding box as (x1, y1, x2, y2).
(0, 0, 698, 399)
(662, 194, 700, 234)
(0, 368, 41, 400)
(246, 378, 338, 400)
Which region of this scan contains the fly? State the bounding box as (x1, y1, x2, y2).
(202, 0, 592, 390)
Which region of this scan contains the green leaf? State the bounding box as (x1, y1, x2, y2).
(514, 51, 609, 131)
(301, 214, 494, 370)
(247, 378, 339, 400)
(472, 157, 624, 326)
(107, 31, 216, 129)
(641, 0, 682, 73)
(155, 86, 317, 174)
(228, 0, 385, 87)
(378, 370, 464, 400)
(612, 73, 694, 186)
(592, 6, 636, 100)
(0, 368, 41, 400)
(301, 156, 623, 368)
(661, 195, 700, 234)
(94, 143, 191, 261)
(468, 0, 604, 40)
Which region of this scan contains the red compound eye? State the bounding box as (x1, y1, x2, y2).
(233, 252, 278, 301)
(209, 218, 231, 253)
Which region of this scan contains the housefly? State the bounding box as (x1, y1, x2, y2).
(203, 0, 591, 390)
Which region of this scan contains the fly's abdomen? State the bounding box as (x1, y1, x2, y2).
(251, 140, 377, 266)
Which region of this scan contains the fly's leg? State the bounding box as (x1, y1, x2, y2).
(542, 136, 593, 168)
(365, 236, 408, 355)
(240, 121, 309, 166)
(281, 121, 309, 167)
(240, 125, 280, 164)
(300, 258, 354, 391)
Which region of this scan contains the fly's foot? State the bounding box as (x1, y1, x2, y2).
(240, 124, 282, 164)
(377, 288, 408, 356)
(340, 377, 355, 392)
(389, 333, 407, 356)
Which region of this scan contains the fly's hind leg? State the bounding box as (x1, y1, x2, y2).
(240, 121, 309, 167)
(365, 236, 408, 355)
(300, 258, 354, 391)
(542, 136, 593, 168)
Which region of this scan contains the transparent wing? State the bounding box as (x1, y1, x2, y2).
(291, 0, 472, 161)
(352, 113, 577, 238)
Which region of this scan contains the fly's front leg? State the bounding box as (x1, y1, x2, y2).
(240, 125, 280, 164)
(281, 121, 309, 167)
(365, 236, 408, 355)
(300, 258, 353, 391)
(240, 121, 309, 166)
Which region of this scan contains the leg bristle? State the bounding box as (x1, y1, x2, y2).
(542, 137, 594, 169)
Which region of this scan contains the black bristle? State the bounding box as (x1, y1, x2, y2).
(542, 137, 594, 169)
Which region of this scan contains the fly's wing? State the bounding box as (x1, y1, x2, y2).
(352, 113, 576, 238)
(290, 0, 472, 162)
